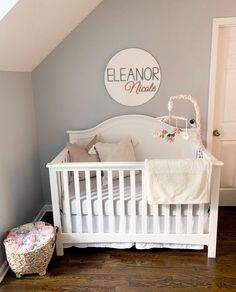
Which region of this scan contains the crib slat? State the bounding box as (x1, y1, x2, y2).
(119, 171, 125, 233)
(57, 172, 62, 208)
(176, 204, 182, 234)
(153, 204, 159, 234)
(187, 204, 193, 234)
(164, 204, 170, 234)
(62, 170, 72, 233)
(85, 170, 93, 233)
(96, 170, 104, 233)
(198, 204, 205, 234)
(130, 170, 136, 234)
(59, 171, 64, 195)
(74, 171, 82, 233)
(142, 170, 147, 234)
(108, 170, 115, 233)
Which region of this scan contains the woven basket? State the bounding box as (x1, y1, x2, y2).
(5, 227, 57, 278)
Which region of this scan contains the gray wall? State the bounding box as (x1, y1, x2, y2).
(0, 72, 43, 268)
(32, 0, 236, 203)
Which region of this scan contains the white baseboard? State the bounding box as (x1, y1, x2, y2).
(0, 261, 9, 284)
(33, 204, 52, 222)
(0, 204, 52, 283)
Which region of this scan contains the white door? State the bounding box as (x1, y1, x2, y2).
(209, 23, 236, 206)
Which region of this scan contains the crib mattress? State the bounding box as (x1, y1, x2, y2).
(62, 174, 144, 216)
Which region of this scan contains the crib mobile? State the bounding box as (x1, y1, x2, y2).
(153, 94, 204, 149)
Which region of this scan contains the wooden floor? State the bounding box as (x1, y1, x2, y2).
(1, 207, 236, 291)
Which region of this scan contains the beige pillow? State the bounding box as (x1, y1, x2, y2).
(93, 138, 138, 184)
(68, 135, 100, 180)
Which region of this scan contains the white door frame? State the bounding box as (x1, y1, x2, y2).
(207, 17, 236, 152)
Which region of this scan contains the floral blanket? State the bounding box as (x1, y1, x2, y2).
(4, 221, 54, 254)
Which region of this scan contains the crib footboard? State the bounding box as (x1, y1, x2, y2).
(47, 148, 222, 258)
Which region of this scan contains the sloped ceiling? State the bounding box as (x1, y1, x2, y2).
(0, 0, 103, 72)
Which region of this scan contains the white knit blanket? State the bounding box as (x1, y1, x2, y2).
(145, 158, 212, 204)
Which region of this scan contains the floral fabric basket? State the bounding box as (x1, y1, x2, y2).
(4, 221, 57, 278)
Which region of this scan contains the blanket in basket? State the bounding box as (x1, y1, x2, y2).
(4, 221, 54, 254)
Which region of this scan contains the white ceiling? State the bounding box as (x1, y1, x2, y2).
(0, 0, 103, 72)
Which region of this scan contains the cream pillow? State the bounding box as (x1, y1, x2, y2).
(92, 138, 138, 184)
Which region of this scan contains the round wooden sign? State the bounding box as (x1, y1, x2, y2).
(104, 48, 161, 106)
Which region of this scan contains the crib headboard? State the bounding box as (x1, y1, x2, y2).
(67, 114, 197, 161)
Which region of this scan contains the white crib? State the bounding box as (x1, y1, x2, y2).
(47, 114, 223, 258)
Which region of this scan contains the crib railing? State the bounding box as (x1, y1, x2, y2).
(49, 157, 145, 234)
(47, 147, 222, 258)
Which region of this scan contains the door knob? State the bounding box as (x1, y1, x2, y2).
(213, 129, 220, 136)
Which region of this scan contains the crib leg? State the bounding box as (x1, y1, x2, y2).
(207, 166, 221, 259)
(49, 169, 64, 256)
(208, 242, 216, 258)
(56, 239, 64, 256)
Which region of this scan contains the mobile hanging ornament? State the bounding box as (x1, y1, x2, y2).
(153, 94, 204, 148)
